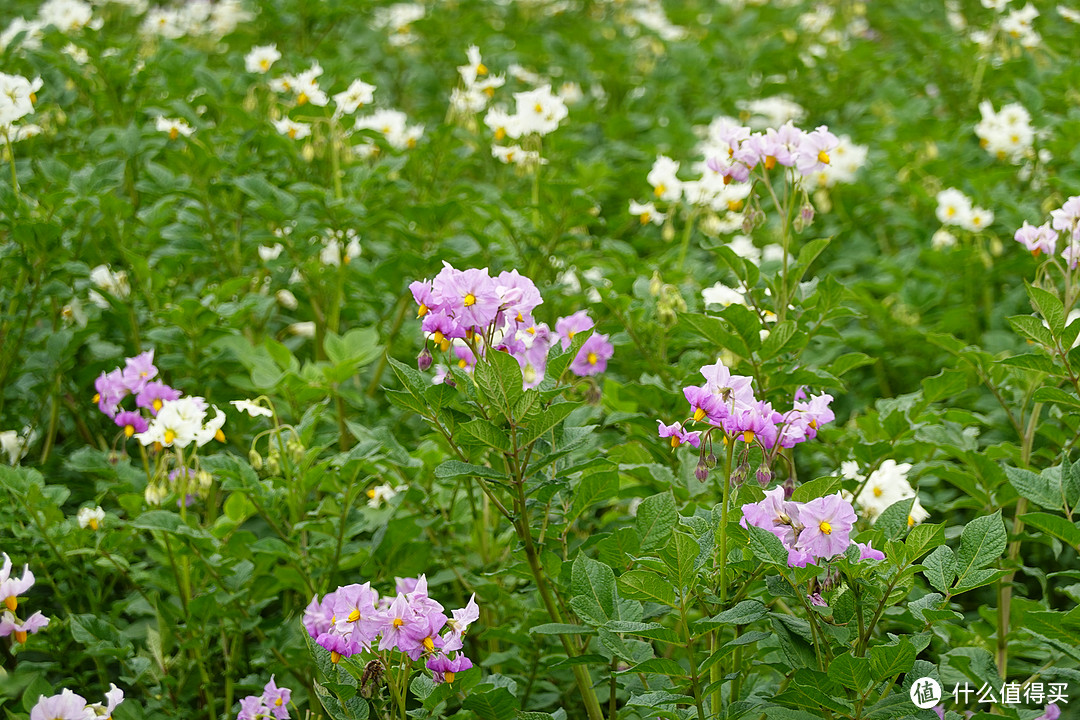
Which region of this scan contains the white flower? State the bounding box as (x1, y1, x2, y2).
(89, 264, 130, 298)
(333, 79, 376, 115)
(702, 282, 746, 308)
(932, 228, 958, 250)
(367, 483, 400, 508)
(258, 244, 283, 261)
(244, 45, 281, 74)
(737, 97, 805, 129)
(62, 43, 89, 65)
(0, 73, 39, 127)
(457, 45, 488, 87)
(288, 321, 316, 338)
(629, 200, 665, 226)
(1060, 5, 1080, 23)
(155, 117, 194, 140)
(491, 144, 545, 168)
(854, 459, 927, 525)
(230, 399, 273, 418)
(840, 461, 864, 482)
(1, 18, 44, 52)
(77, 506, 105, 530)
(647, 155, 682, 203)
(136, 397, 223, 448)
(0, 430, 28, 465)
(935, 188, 973, 227)
(355, 109, 422, 149)
(273, 118, 311, 140)
(276, 289, 299, 309)
(512, 85, 568, 136)
(962, 206, 995, 233)
(38, 0, 94, 34)
(484, 107, 523, 140)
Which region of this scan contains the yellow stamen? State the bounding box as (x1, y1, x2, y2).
(495, 127, 506, 140)
(819, 520, 832, 535)
(297, 92, 309, 105)
(153, 399, 163, 412)
(439, 338, 451, 352)
(567, 330, 576, 339)
(908, 515, 916, 527)
(587, 352, 598, 365)
(526, 327, 536, 335)
(477, 63, 488, 76)
(458, 359, 467, 369)
(809, 420, 817, 429)
(215, 428, 226, 442)
(534, 102, 543, 113)
(4, 596, 16, 612)
(407, 137, 417, 149)
(670, 436, 680, 448)
(418, 303, 429, 318)
(817, 150, 830, 165)
(463, 293, 476, 307)
(29, 92, 36, 105)
(692, 408, 707, 422)
(259, 59, 269, 71)
(89, 518, 99, 531)
(433, 330, 445, 345)
(124, 425, 135, 438)
(348, 609, 361, 622)
(728, 200, 743, 212)
(367, 488, 376, 499)
(764, 156, 776, 170)
(93, 392, 100, 403)
(169, 128, 179, 140)
(654, 184, 666, 198)
(393, 618, 404, 628)
(484, 87, 495, 98)
(445, 671, 455, 684)
(873, 487, 883, 497)
(640, 213, 650, 225)
(275, 699, 283, 707)
(14, 630, 26, 644)
(423, 637, 435, 651)
(164, 429, 177, 445)
(331, 651, 342, 664)
(742, 430, 755, 443)
(288, 128, 297, 139)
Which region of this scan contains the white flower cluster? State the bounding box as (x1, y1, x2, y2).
(88, 264, 131, 308)
(141, 0, 250, 40)
(0, 428, 34, 465)
(317, 229, 362, 267)
(975, 100, 1034, 164)
(372, 3, 424, 46)
(135, 396, 225, 450)
(967, 0, 1042, 48)
(843, 459, 930, 525)
(935, 188, 994, 234)
(625, 0, 687, 41)
(449, 46, 505, 117)
(354, 109, 424, 151)
(0, 72, 43, 141)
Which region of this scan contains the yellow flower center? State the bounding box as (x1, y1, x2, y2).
(743, 430, 755, 443)
(670, 436, 680, 448)
(331, 651, 342, 664)
(433, 330, 445, 345)
(444, 671, 455, 684)
(817, 150, 830, 164)
(809, 420, 818, 429)
(4, 596, 16, 612)
(764, 156, 776, 170)
(463, 293, 476, 307)
(348, 609, 361, 622)
(14, 630, 26, 644)
(367, 488, 376, 499)
(297, 92, 309, 105)
(169, 128, 179, 140)
(567, 330, 576, 339)
(728, 199, 744, 212)
(259, 59, 269, 70)
(124, 425, 135, 438)
(164, 429, 177, 445)
(153, 399, 163, 412)
(640, 213, 650, 225)
(587, 352, 598, 365)
(654, 184, 666, 197)
(819, 520, 832, 535)
(89, 518, 100, 531)
(534, 102, 543, 113)
(873, 487, 883, 497)
(440, 338, 451, 352)
(692, 408, 706, 422)
(484, 87, 495, 98)
(423, 636, 435, 651)
(275, 699, 283, 707)
(458, 359, 468, 369)
(288, 128, 297, 139)
(418, 303, 429, 318)
(495, 127, 506, 140)
(908, 515, 916, 527)
(215, 428, 226, 443)
(477, 63, 487, 75)
(93, 393, 101, 403)
(393, 618, 404, 628)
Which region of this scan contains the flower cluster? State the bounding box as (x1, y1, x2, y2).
(935, 187, 994, 235)
(304, 575, 478, 686)
(975, 100, 1034, 163)
(450, 45, 505, 118)
(29, 686, 124, 720)
(237, 676, 291, 720)
(842, 459, 929, 525)
(704, 119, 840, 184)
(141, 1, 250, 41)
(410, 264, 614, 389)
(1, 553, 49, 644)
(0, 72, 42, 140)
(742, 488, 883, 567)
(93, 350, 226, 450)
(88, 264, 130, 307)
(1013, 196, 1080, 266)
(666, 359, 834, 452)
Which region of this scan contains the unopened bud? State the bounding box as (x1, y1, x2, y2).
(265, 452, 281, 476)
(705, 452, 717, 468)
(417, 346, 433, 372)
(757, 467, 772, 487)
(783, 476, 795, 499)
(649, 271, 663, 297)
(248, 448, 263, 471)
(197, 471, 213, 490)
(731, 463, 748, 487)
(695, 461, 709, 482)
(742, 208, 765, 234)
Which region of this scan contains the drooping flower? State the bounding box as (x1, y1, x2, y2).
(114, 410, 149, 439)
(0, 553, 34, 611)
(426, 653, 474, 684)
(657, 420, 702, 449)
(136, 381, 182, 416)
(230, 399, 273, 418)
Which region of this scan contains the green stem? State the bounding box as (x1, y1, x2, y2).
(676, 209, 700, 273)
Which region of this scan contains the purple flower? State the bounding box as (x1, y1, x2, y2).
(432, 265, 500, 329)
(741, 486, 801, 547)
(657, 420, 702, 449)
(395, 576, 420, 595)
(120, 350, 157, 394)
(1014, 221, 1058, 257)
(303, 592, 336, 639)
(30, 690, 87, 720)
(787, 547, 816, 568)
(0, 553, 34, 611)
(94, 369, 128, 418)
(0, 610, 50, 641)
(796, 125, 838, 176)
(700, 361, 756, 406)
(555, 310, 594, 350)
(422, 310, 465, 351)
(570, 334, 613, 376)
(426, 653, 474, 685)
(794, 393, 834, 437)
(808, 592, 826, 607)
(795, 493, 857, 560)
(452, 345, 477, 373)
(410, 280, 436, 318)
(237, 695, 267, 720)
(316, 630, 363, 662)
(442, 594, 479, 652)
(378, 593, 424, 653)
(262, 675, 291, 720)
(684, 385, 727, 425)
(495, 270, 543, 323)
(856, 542, 885, 561)
(399, 610, 448, 660)
(331, 582, 381, 649)
(1037, 703, 1061, 720)
(136, 381, 182, 416)
(114, 410, 149, 439)
(726, 400, 781, 447)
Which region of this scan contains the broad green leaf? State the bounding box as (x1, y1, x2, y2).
(1020, 512, 1080, 548)
(570, 555, 617, 625)
(1027, 283, 1066, 335)
(518, 401, 578, 446)
(568, 467, 619, 525)
(1005, 465, 1064, 510)
(791, 476, 842, 502)
(659, 531, 700, 591)
(747, 525, 790, 566)
(458, 419, 512, 453)
(868, 639, 916, 682)
(618, 569, 677, 607)
(462, 688, 518, 720)
(828, 653, 873, 693)
(636, 492, 678, 551)
(922, 545, 956, 594)
(904, 522, 946, 561)
(954, 510, 1006, 588)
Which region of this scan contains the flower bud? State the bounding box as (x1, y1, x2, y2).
(649, 271, 663, 297)
(265, 452, 281, 476)
(417, 346, 433, 372)
(248, 448, 263, 471)
(756, 467, 772, 487)
(705, 452, 717, 468)
(695, 460, 709, 482)
(197, 471, 213, 490)
(783, 476, 795, 499)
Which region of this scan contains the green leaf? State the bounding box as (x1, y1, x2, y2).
(462, 688, 519, 720)
(921, 368, 969, 402)
(1032, 386, 1080, 410)
(1019, 512, 1080, 549)
(618, 569, 678, 607)
(829, 352, 875, 377)
(433, 460, 506, 481)
(568, 467, 619, 525)
(529, 623, 596, 635)
(874, 497, 915, 540)
(828, 653, 873, 693)
(324, 327, 382, 370)
(1027, 283, 1066, 335)
(636, 492, 678, 551)
(474, 349, 524, 418)
(922, 545, 956, 594)
(791, 476, 842, 502)
(659, 531, 700, 591)
(518, 401, 578, 446)
(1004, 466, 1064, 510)
(747, 524, 790, 566)
(700, 600, 768, 627)
(570, 555, 617, 625)
(904, 522, 946, 561)
(1008, 315, 1054, 348)
(954, 510, 1007, 588)
(759, 320, 798, 360)
(868, 639, 916, 682)
(458, 419, 512, 453)
(678, 313, 750, 358)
